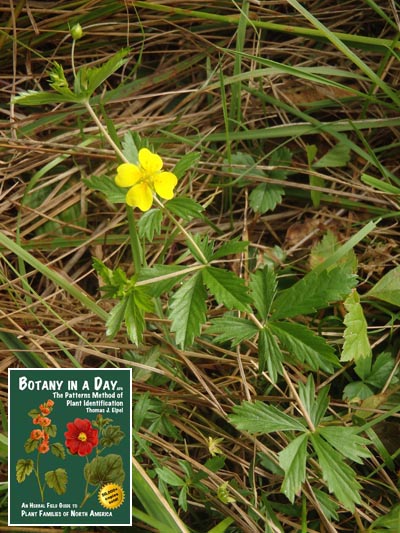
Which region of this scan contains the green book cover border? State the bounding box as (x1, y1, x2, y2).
(8, 368, 132, 526)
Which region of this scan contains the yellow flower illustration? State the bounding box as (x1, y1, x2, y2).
(115, 148, 178, 211)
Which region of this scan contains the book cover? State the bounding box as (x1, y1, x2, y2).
(8, 368, 132, 526)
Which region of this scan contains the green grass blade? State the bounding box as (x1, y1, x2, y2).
(132, 456, 189, 533)
(0, 328, 47, 368)
(287, 0, 400, 107)
(0, 232, 108, 321)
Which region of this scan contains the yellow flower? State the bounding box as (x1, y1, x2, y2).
(115, 148, 178, 211)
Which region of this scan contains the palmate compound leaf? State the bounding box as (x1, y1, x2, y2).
(310, 434, 362, 512)
(278, 433, 308, 503)
(341, 289, 372, 365)
(229, 401, 306, 434)
(202, 266, 252, 313)
(45, 468, 68, 495)
(269, 321, 339, 374)
(271, 264, 357, 320)
(169, 272, 207, 348)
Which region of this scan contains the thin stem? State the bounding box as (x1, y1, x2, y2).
(83, 100, 143, 272)
(83, 100, 128, 163)
(126, 206, 143, 273)
(153, 196, 208, 264)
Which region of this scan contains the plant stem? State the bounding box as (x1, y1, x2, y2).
(35, 452, 44, 502)
(83, 100, 144, 272)
(126, 206, 144, 273)
(153, 196, 208, 264)
(83, 100, 128, 163)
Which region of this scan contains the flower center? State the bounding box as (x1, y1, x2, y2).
(78, 432, 87, 442)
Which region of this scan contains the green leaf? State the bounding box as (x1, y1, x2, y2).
(138, 265, 188, 297)
(309, 231, 357, 271)
(269, 147, 293, 178)
(298, 375, 329, 427)
(16, 459, 34, 483)
(313, 489, 339, 522)
(101, 425, 125, 447)
(125, 288, 154, 346)
(211, 237, 248, 261)
(249, 182, 285, 214)
(45, 468, 68, 495)
(367, 265, 400, 306)
(207, 316, 258, 345)
(84, 454, 125, 486)
(48, 62, 73, 94)
(306, 144, 318, 166)
(370, 503, 400, 531)
(24, 437, 38, 453)
(272, 265, 357, 320)
(361, 173, 400, 194)
(223, 152, 265, 185)
(341, 290, 372, 365)
(12, 90, 81, 106)
(0, 432, 7, 458)
(206, 517, 235, 533)
(319, 427, 370, 463)
(343, 381, 374, 401)
(51, 442, 66, 459)
(84, 48, 129, 96)
(365, 352, 396, 388)
(313, 141, 351, 168)
(202, 266, 252, 312)
(278, 433, 308, 502)
(270, 321, 338, 373)
(122, 131, 139, 164)
(258, 326, 283, 380)
(178, 485, 188, 511)
(155, 467, 185, 487)
(173, 152, 200, 180)
(310, 434, 362, 511)
(166, 197, 204, 221)
(84, 175, 127, 203)
(229, 401, 306, 434)
(249, 266, 277, 320)
(169, 272, 207, 348)
(106, 298, 128, 339)
(137, 209, 163, 241)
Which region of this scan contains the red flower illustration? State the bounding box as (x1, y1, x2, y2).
(65, 418, 99, 457)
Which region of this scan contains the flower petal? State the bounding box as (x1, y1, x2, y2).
(139, 148, 163, 173)
(126, 182, 153, 211)
(153, 171, 178, 200)
(115, 163, 142, 187)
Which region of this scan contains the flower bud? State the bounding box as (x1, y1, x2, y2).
(71, 23, 83, 41)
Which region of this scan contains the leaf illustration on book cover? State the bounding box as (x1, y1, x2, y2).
(84, 454, 125, 486)
(16, 459, 34, 483)
(45, 468, 68, 495)
(100, 426, 125, 447)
